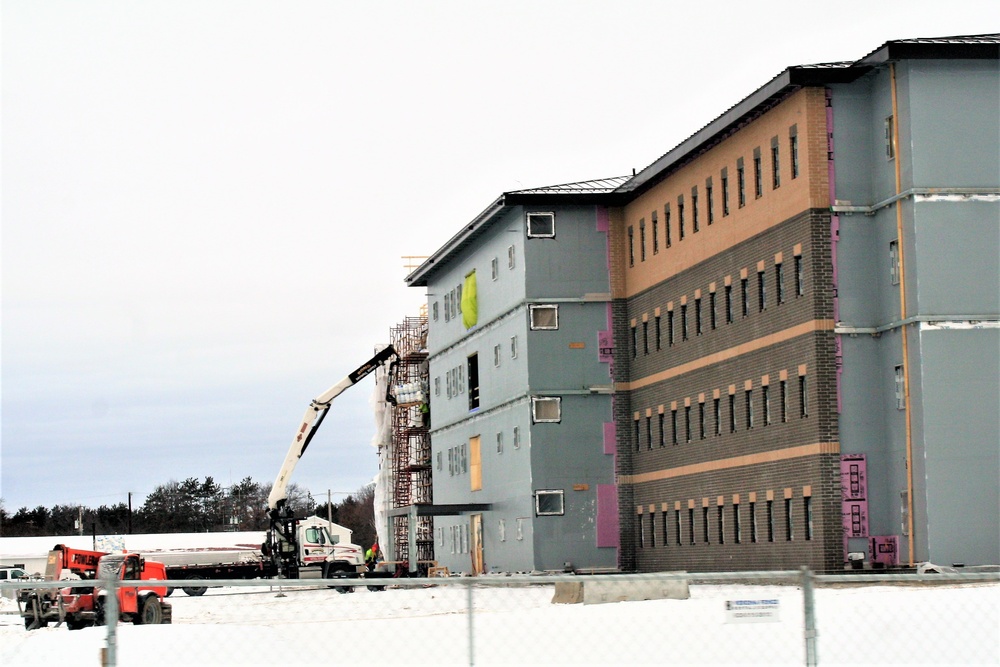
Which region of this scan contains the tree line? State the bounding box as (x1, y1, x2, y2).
(0, 477, 377, 550)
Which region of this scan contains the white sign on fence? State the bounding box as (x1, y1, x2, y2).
(724, 598, 781, 623)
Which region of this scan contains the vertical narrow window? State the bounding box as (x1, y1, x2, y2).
(894, 365, 905, 409)
(713, 397, 721, 436)
(758, 270, 766, 311)
(799, 375, 809, 417)
(677, 195, 685, 240)
(637, 513, 645, 549)
(885, 115, 895, 160)
(511, 335, 518, 359)
(706, 177, 714, 224)
(725, 284, 733, 324)
(804, 496, 813, 541)
(432, 301, 439, 321)
(741, 277, 750, 318)
(688, 508, 695, 545)
(628, 226, 635, 267)
(770, 136, 780, 189)
(709, 291, 717, 330)
(753, 147, 763, 199)
(763, 384, 771, 425)
(717, 505, 725, 544)
(491, 257, 499, 281)
(790, 125, 799, 179)
(691, 186, 699, 233)
(496, 431, 503, 453)
(668, 310, 675, 346)
(721, 168, 730, 216)
(645, 415, 652, 450)
(698, 401, 706, 440)
(728, 393, 737, 433)
(494, 344, 501, 367)
(652, 210, 659, 255)
(631, 325, 637, 359)
(434, 376, 441, 396)
(795, 254, 805, 296)
(469, 439, 480, 490)
(702, 506, 710, 543)
(444, 293, 450, 322)
(780, 379, 788, 423)
(734, 503, 741, 544)
(681, 303, 688, 341)
(649, 512, 656, 547)
(642, 320, 649, 355)
(468, 354, 480, 410)
(671, 408, 678, 445)
(634, 417, 641, 452)
(508, 244, 516, 269)
(695, 298, 702, 335)
(889, 240, 900, 285)
(776, 262, 785, 304)
(664, 204, 672, 248)
(675, 509, 682, 545)
(785, 497, 793, 541)
(767, 500, 774, 542)
(658, 412, 665, 448)
(684, 405, 691, 443)
(662, 511, 669, 546)
(513, 426, 520, 449)
(750, 501, 758, 543)
(639, 218, 646, 262)
(745, 388, 754, 430)
(737, 158, 746, 208)
(655, 315, 661, 351)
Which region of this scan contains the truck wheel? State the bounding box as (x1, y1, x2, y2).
(182, 576, 207, 597)
(165, 587, 174, 597)
(135, 596, 163, 625)
(65, 618, 94, 631)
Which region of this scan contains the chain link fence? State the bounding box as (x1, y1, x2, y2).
(2, 569, 997, 666)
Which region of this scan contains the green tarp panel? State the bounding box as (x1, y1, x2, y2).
(462, 270, 477, 329)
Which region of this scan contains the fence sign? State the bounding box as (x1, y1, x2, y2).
(725, 599, 781, 623)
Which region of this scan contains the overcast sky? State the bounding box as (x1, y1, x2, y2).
(1, 1, 992, 513)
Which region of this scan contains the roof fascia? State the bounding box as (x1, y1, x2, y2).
(405, 196, 506, 287)
(858, 40, 1000, 64)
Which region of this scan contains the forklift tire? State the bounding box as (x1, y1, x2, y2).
(135, 596, 163, 625)
(65, 618, 94, 631)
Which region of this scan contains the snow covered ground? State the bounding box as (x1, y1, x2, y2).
(2, 576, 997, 666)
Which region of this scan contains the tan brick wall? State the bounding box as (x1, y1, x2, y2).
(615, 88, 830, 297)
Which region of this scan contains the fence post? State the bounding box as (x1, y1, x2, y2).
(466, 579, 475, 666)
(103, 573, 119, 667)
(801, 566, 818, 667)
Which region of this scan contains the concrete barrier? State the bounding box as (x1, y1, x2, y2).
(553, 574, 689, 605)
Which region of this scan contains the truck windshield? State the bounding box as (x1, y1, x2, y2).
(98, 555, 125, 580)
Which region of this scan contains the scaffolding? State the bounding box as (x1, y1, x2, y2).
(388, 315, 434, 564)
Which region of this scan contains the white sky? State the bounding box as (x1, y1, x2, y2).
(1, 1, 993, 512)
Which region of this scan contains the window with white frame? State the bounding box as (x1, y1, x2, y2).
(508, 245, 516, 269)
(535, 489, 565, 516)
(498, 519, 506, 542)
(494, 344, 501, 367)
(529, 304, 559, 330)
(889, 240, 900, 285)
(491, 257, 499, 281)
(531, 396, 561, 423)
(516, 518, 524, 540)
(513, 425, 520, 449)
(510, 335, 518, 359)
(432, 301, 439, 321)
(496, 431, 503, 453)
(894, 365, 905, 409)
(434, 376, 441, 396)
(436, 451, 442, 470)
(526, 211, 555, 238)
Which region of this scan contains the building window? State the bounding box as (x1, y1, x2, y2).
(468, 354, 480, 410)
(684, 405, 692, 443)
(790, 125, 799, 179)
(767, 499, 775, 542)
(662, 512, 669, 547)
(763, 385, 771, 426)
(734, 503, 742, 544)
(713, 397, 721, 437)
(804, 496, 813, 541)
(703, 506, 710, 543)
(717, 505, 725, 544)
(529, 304, 559, 330)
(725, 284, 733, 324)
(728, 393, 737, 433)
(535, 490, 565, 516)
(741, 277, 750, 318)
(664, 204, 672, 248)
(655, 315, 661, 351)
(639, 219, 647, 262)
(691, 186, 699, 233)
(771, 136, 780, 189)
(637, 511, 645, 549)
(668, 309, 675, 346)
(508, 245, 516, 269)
(631, 325, 638, 359)
(628, 226, 634, 267)
(432, 301, 439, 321)
(511, 335, 518, 359)
(758, 270, 766, 312)
(709, 291, 717, 330)
(645, 415, 652, 450)
(652, 210, 659, 254)
(785, 497, 793, 541)
(531, 396, 561, 423)
(494, 344, 502, 368)
(496, 431, 504, 453)
(443, 293, 450, 322)
(884, 116, 895, 160)
(795, 254, 805, 296)
(688, 508, 696, 545)
(737, 158, 746, 208)
(498, 519, 506, 542)
(698, 401, 706, 440)
(681, 304, 688, 341)
(434, 376, 441, 396)
(695, 298, 702, 335)
(513, 426, 520, 449)
(889, 240, 900, 285)
(675, 508, 682, 545)
(491, 257, 499, 281)
(745, 388, 754, 429)
(750, 501, 757, 543)
(780, 380, 788, 423)
(671, 408, 678, 445)
(721, 168, 730, 217)
(776, 262, 785, 304)
(677, 195, 685, 240)
(894, 365, 905, 409)
(527, 211, 555, 238)
(706, 177, 714, 224)
(436, 451, 442, 470)
(658, 412, 665, 447)
(516, 517, 524, 541)
(799, 375, 808, 417)
(643, 320, 649, 355)
(753, 148, 763, 199)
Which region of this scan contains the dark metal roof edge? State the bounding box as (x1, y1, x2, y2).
(405, 195, 506, 287)
(857, 37, 1000, 64)
(503, 190, 624, 206)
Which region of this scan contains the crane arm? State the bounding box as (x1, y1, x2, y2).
(267, 345, 397, 515)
